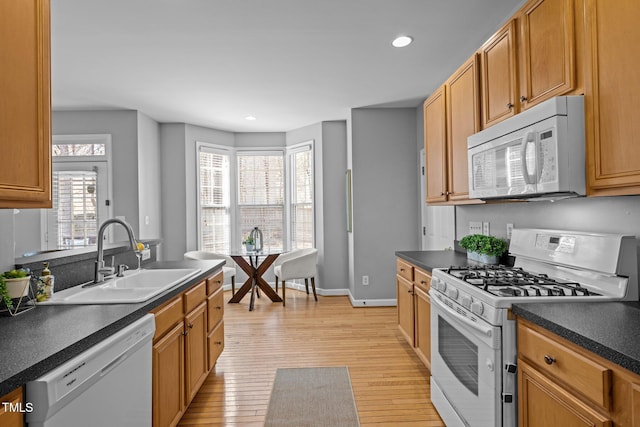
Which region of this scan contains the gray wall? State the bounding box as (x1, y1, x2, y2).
(457, 196, 640, 241)
(350, 108, 419, 301)
(137, 112, 162, 240)
(285, 121, 349, 292)
(53, 110, 140, 243)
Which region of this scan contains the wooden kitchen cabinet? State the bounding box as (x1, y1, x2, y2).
(151, 270, 224, 427)
(479, 19, 518, 129)
(584, 0, 640, 196)
(517, 318, 640, 426)
(424, 86, 448, 204)
(396, 258, 432, 371)
(0, 387, 24, 427)
(413, 268, 431, 370)
(424, 56, 482, 205)
(0, 0, 52, 208)
(479, 0, 578, 129)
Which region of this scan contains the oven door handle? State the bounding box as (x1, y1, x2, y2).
(431, 293, 493, 337)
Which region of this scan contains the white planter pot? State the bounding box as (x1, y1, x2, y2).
(466, 251, 499, 265)
(4, 277, 31, 298)
(245, 244, 255, 252)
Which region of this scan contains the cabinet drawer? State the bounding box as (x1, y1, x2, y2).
(207, 321, 225, 371)
(518, 322, 612, 409)
(396, 258, 414, 282)
(206, 271, 224, 295)
(414, 267, 431, 293)
(207, 287, 224, 332)
(152, 295, 183, 341)
(184, 280, 207, 314)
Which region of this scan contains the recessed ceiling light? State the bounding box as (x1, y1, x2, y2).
(392, 35, 413, 48)
(245, 115, 257, 121)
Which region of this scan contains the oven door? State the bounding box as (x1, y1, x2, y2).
(430, 290, 502, 427)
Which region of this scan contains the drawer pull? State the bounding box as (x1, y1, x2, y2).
(216, 306, 222, 310)
(400, 268, 405, 272)
(420, 280, 426, 284)
(543, 355, 555, 365)
(215, 341, 223, 346)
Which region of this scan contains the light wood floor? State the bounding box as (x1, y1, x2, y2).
(178, 289, 445, 426)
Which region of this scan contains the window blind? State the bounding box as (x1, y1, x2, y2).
(290, 149, 313, 249)
(199, 150, 231, 253)
(53, 170, 98, 249)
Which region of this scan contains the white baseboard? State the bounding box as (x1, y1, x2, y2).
(221, 282, 397, 307)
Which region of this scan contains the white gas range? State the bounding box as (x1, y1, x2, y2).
(428, 228, 638, 427)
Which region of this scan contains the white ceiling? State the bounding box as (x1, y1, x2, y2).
(51, 0, 523, 133)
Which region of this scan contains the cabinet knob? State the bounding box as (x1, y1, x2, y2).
(188, 323, 194, 329)
(216, 306, 222, 310)
(446, 191, 451, 196)
(520, 96, 528, 102)
(543, 355, 555, 365)
(506, 103, 514, 109)
(215, 341, 223, 346)
(400, 268, 405, 272)
(440, 192, 445, 196)
(182, 331, 189, 336)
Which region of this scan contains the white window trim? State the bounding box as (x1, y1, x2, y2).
(286, 140, 315, 250)
(43, 134, 114, 249)
(235, 148, 286, 250)
(196, 142, 316, 253)
(195, 142, 236, 251)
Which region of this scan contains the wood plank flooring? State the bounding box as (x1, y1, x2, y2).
(178, 289, 445, 426)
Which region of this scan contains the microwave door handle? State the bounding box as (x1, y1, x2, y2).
(520, 131, 536, 184)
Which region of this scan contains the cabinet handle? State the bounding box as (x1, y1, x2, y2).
(188, 323, 194, 329)
(400, 268, 405, 272)
(506, 103, 514, 109)
(421, 280, 426, 284)
(182, 330, 189, 336)
(520, 96, 528, 102)
(216, 306, 222, 310)
(215, 341, 223, 346)
(440, 192, 445, 196)
(543, 355, 555, 365)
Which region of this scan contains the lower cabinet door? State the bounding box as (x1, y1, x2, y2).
(414, 286, 431, 371)
(208, 321, 225, 371)
(397, 275, 415, 345)
(518, 359, 612, 427)
(185, 301, 208, 404)
(0, 387, 24, 427)
(153, 322, 185, 427)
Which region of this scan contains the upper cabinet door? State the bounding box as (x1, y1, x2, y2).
(424, 86, 448, 204)
(518, 0, 576, 110)
(479, 20, 518, 129)
(0, 0, 51, 208)
(445, 55, 480, 202)
(584, 0, 640, 196)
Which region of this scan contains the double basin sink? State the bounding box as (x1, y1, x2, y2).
(39, 268, 202, 305)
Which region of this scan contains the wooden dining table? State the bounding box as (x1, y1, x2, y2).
(227, 250, 283, 311)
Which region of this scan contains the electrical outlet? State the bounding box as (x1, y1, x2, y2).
(362, 276, 369, 286)
(507, 223, 514, 240)
(469, 221, 483, 235)
(482, 222, 490, 235)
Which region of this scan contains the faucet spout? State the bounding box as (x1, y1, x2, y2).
(94, 218, 139, 284)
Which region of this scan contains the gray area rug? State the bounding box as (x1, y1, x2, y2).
(265, 367, 360, 427)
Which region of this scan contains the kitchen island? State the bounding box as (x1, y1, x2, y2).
(0, 259, 224, 396)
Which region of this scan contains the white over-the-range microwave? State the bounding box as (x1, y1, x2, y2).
(467, 95, 585, 200)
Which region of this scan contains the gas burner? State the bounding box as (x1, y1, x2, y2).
(442, 265, 601, 298)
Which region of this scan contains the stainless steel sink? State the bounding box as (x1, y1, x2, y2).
(39, 268, 201, 304)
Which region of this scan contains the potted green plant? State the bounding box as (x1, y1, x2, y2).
(242, 235, 255, 252)
(0, 269, 31, 310)
(459, 234, 508, 264)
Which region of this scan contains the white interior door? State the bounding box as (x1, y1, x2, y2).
(420, 149, 455, 250)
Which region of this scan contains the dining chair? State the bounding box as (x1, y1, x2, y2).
(184, 251, 237, 295)
(273, 248, 318, 306)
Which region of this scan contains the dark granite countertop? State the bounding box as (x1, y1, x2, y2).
(513, 302, 640, 376)
(0, 259, 223, 396)
(395, 250, 470, 272)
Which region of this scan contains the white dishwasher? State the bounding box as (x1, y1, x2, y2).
(26, 314, 155, 427)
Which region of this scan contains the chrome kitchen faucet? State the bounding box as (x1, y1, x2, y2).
(91, 218, 140, 285)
